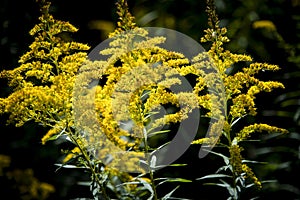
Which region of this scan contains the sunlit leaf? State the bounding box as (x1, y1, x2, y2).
(203, 149, 230, 165)
(196, 174, 232, 180)
(155, 178, 192, 187)
(162, 186, 180, 200)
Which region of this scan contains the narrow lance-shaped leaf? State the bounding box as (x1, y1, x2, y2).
(196, 174, 232, 180)
(161, 186, 180, 200)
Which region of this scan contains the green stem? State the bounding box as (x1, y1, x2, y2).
(143, 127, 158, 200)
(69, 129, 110, 200)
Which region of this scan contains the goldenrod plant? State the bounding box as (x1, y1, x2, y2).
(0, 0, 289, 199)
(191, 0, 288, 199)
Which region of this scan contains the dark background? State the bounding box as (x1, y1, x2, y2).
(0, 0, 299, 199)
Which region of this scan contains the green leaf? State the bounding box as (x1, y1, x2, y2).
(161, 186, 180, 200)
(245, 180, 277, 188)
(138, 178, 154, 200)
(54, 163, 86, 169)
(155, 178, 192, 187)
(118, 181, 142, 186)
(77, 181, 91, 186)
(203, 182, 230, 188)
(168, 163, 188, 167)
(141, 90, 152, 99)
(166, 178, 192, 183)
(203, 149, 230, 165)
(231, 115, 246, 127)
(242, 159, 268, 164)
(216, 164, 232, 173)
(196, 174, 232, 180)
(150, 155, 157, 169)
(148, 129, 171, 137)
(46, 129, 67, 141)
(144, 111, 159, 120)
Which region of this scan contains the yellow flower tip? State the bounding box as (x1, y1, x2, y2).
(229, 145, 244, 174)
(242, 164, 262, 189)
(253, 20, 276, 31)
(236, 123, 289, 142)
(191, 138, 213, 145)
(41, 135, 49, 145)
(62, 154, 73, 163)
(230, 146, 262, 188)
(71, 147, 81, 154)
(62, 147, 81, 163)
(41, 128, 59, 145)
(40, 182, 56, 193)
(109, 0, 136, 37)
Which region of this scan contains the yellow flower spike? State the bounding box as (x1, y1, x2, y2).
(62, 154, 73, 163)
(253, 20, 276, 31)
(235, 123, 288, 142)
(230, 93, 257, 118)
(193, 0, 289, 193)
(191, 138, 212, 145)
(230, 145, 262, 190)
(62, 147, 81, 163)
(244, 63, 280, 75)
(109, 0, 136, 37)
(242, 164, 262, 189)
(71, 147, 81, 154)
(0, 0, 89, 145)
(229, 144, 244, 175)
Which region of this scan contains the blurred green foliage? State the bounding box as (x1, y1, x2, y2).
(0, 0, 299, 199)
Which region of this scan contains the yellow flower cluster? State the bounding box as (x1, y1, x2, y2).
(0, 0, 289, 195)
(62, 147, 81, 163)
(235, 123, 288, 142)
(229, 145, 262, 188)
(229, 144, 244, 175)
(198, 4, 287, 126)
(252, 20, 276, 31)
(242, 164, 262, 189)
(192, 0, 288, 190)
(41, 125, 62, 145)
(0, 0, 89, 139)
(109, 0, 136, 38)
(75, 25, 206, 171)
